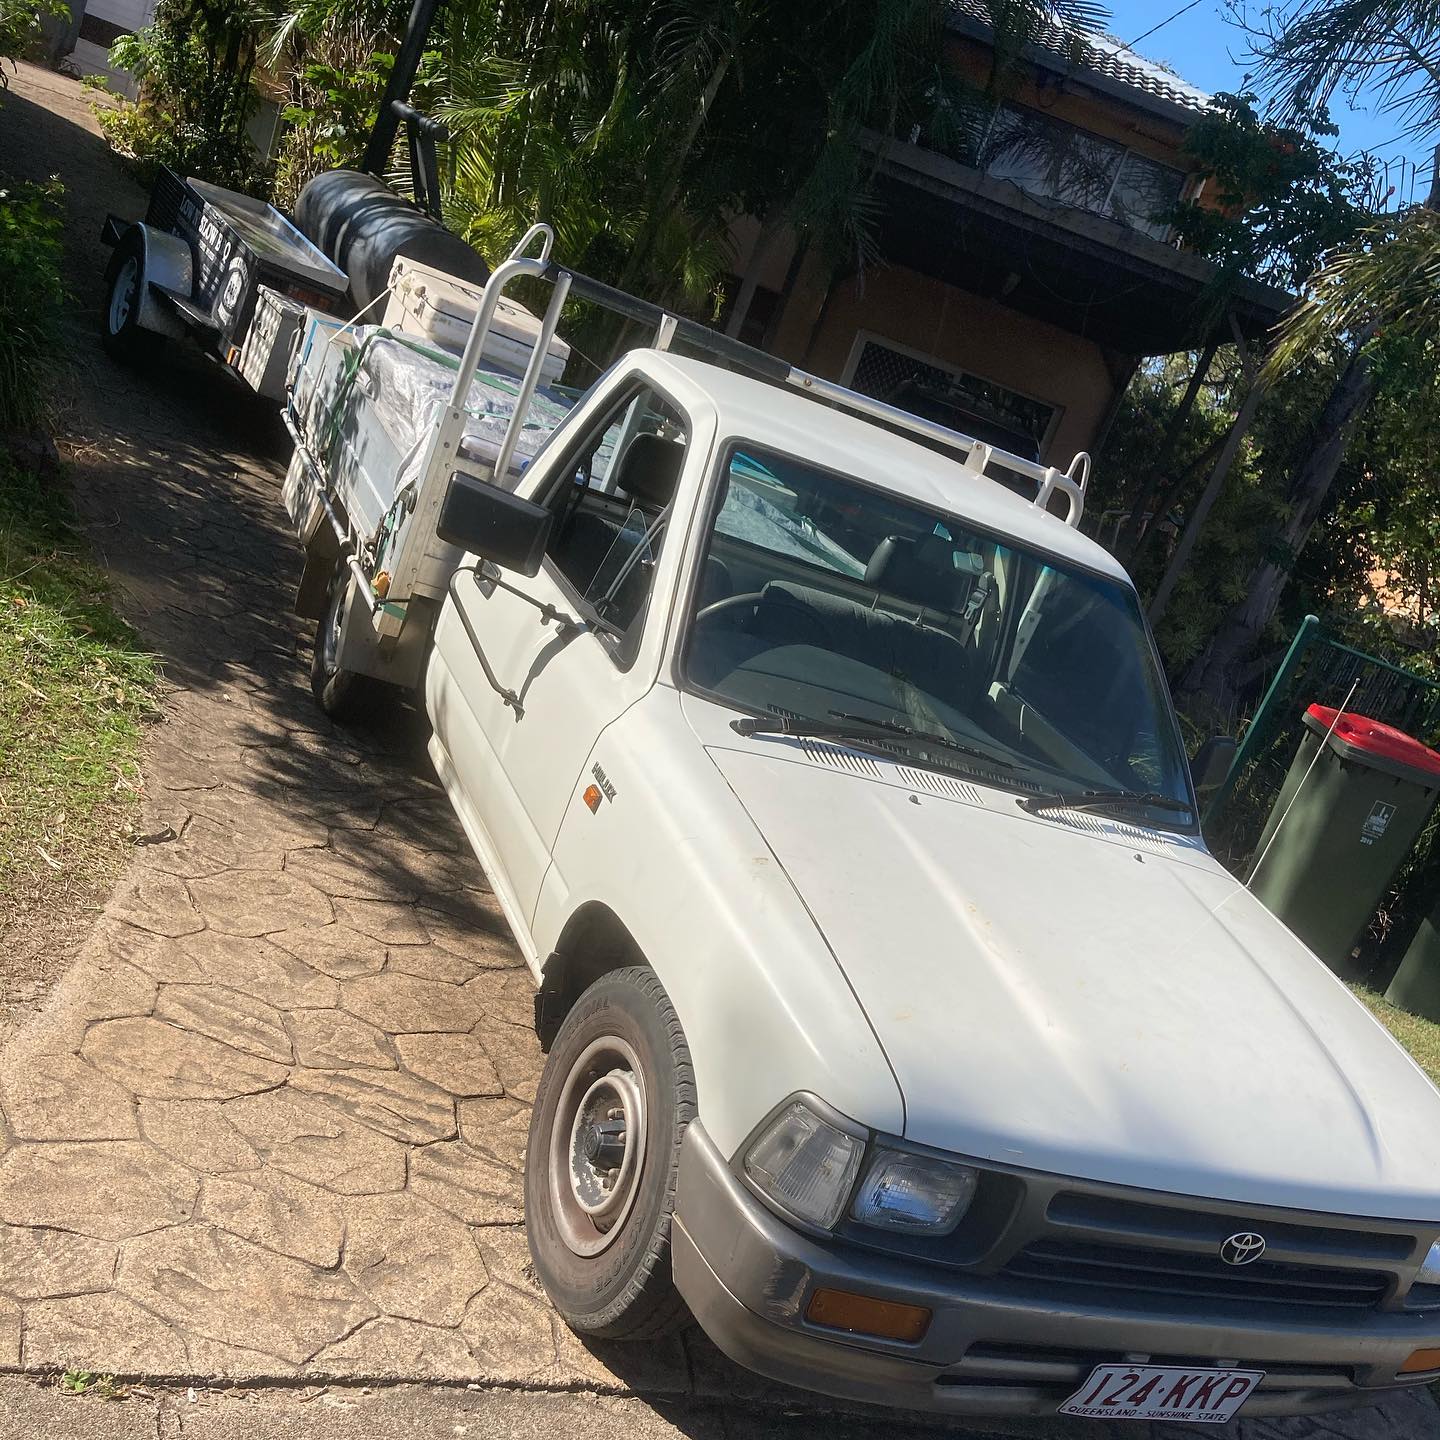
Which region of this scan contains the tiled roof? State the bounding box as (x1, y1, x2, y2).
(947, 1, 1213, 120)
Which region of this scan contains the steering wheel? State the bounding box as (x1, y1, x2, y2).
(695, 591, 765, 626)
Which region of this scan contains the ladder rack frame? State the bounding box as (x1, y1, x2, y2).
(288, 222, 1095, 646)
(535, 261, 1091, 529)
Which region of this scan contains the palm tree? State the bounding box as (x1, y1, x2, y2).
(435, 0, 1113, 329)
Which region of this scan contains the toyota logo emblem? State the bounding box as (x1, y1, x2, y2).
(1220, 1232, 1267, 1266)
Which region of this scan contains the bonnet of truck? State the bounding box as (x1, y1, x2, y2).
(690, 696, 1440, 1221)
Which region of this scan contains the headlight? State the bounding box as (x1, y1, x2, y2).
(1420, 1241, 1440, 1285)
(851, 1148, 979, 1235)
(744, 1100, 864, 1229)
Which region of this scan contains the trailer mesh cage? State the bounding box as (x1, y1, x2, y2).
(144, 168, 196, 233)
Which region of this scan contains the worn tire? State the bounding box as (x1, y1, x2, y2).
(100, 230, 159, 363)
(525, 966, 696, 1340)
(310, 562, 377, 722)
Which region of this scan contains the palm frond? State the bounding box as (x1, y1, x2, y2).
(1267, 206, 1440, 374)
(984, 0, 1109, 72)
(1246, 0, 1440, 144)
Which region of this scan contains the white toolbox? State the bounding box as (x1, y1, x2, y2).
(239, 285, 307, 400)
(381, 255, 571, 381)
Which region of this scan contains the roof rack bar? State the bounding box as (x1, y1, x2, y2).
(786, 369, 994, 469)
(547, 266, 792, 382)
(548, 262, 1090, 527)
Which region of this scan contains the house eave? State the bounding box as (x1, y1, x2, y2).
(867, 133, 1292, 354)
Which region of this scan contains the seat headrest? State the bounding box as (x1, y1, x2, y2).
(616, 433, 683, 510)
(865, 535, 978, 612)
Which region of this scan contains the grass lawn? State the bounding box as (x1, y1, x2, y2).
(1349, 984, 1440, 1091)
(0, 455, 159, 908)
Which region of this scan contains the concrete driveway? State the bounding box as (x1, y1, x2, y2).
(0, 59, 666, 1398)
(1, 59, 1438, 1440)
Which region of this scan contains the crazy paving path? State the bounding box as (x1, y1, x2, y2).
(1, 59, 1438, 1440)
(0, 59, 691, 1398)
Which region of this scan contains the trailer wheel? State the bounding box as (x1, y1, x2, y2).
(101, 231, 158, 362)
(311, 563, 377, 722)
(525, 967, 696, 1340)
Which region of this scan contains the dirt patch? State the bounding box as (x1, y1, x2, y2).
(0, 866, 114, 1049)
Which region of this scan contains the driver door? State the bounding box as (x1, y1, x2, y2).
(427, 380, 694, 931)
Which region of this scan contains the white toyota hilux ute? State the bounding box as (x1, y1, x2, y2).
(283, 244, 1440, 1424)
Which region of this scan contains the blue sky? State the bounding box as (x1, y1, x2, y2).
(1101, 1, 1430, 199)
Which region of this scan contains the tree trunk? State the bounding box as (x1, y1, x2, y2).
(800, 263, 851, 369)
(1179, 340, 1376, 708)
(1178, 144, 1440, 706)
(1128, 428, 1230, 570)
(761, 233, 812, 352)
(1148, 373, 1268, 627)
(1116, 337, 1220, 561)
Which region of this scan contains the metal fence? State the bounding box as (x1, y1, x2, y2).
(1202, 615, 1440, 980)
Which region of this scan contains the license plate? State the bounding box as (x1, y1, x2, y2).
(1059, 1364, 1264, 1423)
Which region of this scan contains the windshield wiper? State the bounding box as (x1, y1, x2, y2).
(826, 711, 1013, 768)
(731, 714, 900, 745)
(1019, 789, 1194, 817)
(730, 711, 1011, 769)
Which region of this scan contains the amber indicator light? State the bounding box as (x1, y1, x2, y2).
(805, 1288, 931, 1343)
(582, 784, 603, 813)
(1400, 1348, 1440, 1374)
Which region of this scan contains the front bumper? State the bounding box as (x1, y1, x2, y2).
(671, 1122, 1440, 1417)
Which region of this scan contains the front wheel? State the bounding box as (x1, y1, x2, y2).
(525, 966, 696, 1339)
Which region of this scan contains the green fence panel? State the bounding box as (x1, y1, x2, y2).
(1202, 617, 1440, 874)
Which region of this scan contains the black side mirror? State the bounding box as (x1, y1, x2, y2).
(438, 472, 552, 577)
(1190, 735, 1237, 796)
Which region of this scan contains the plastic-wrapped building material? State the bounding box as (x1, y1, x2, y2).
(286, 314, 577, 601)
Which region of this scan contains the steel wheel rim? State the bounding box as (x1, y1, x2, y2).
(109, 257, 138, 335)
(320, 572, 346, 682)
(548, 1035, 647, 1258)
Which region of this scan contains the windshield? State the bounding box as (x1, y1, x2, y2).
(683, 445, 1194, 824)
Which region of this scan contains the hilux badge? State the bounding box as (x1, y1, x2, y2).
(1220, 1232, 1267, 1266)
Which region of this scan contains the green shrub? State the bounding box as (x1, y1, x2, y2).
(0, 179, 64, 435)
(99, 0, 271, 195)
(1, 0, 44, 77)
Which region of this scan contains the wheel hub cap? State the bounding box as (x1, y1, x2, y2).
(549, 1037, 647, 1257)
(109, 257, 139, 335)
(581, 1116, 628, 1171)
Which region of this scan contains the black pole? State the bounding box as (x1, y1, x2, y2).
(361, 0, 445, 175)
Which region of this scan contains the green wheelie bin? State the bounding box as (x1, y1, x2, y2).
(1249, 704, 1440, 973)
(1386, 903, 1440, 1022)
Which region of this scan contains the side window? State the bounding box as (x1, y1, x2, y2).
(543, 385, 688, 650)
